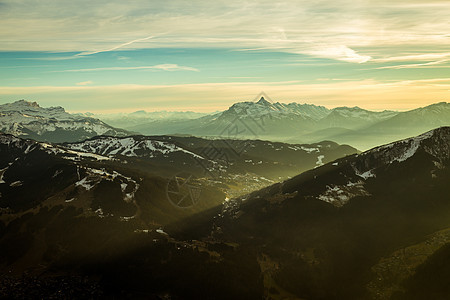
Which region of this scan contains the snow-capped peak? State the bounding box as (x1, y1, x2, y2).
(221, 98, 329, 120)
(256, 97, 271, 106)
(0, 100, 129, 142)
(0, 99, 75, 121)
(15, 100, 40, 108)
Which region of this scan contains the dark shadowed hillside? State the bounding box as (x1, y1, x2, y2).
(1, 127, 449, 299)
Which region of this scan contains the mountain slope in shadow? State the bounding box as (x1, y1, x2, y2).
(0, 127, 449, 299)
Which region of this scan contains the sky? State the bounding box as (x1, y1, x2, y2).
(0, 0, 449, 113)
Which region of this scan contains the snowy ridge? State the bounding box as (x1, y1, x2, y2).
(363, 128, 447, 163)
(222, 97, 330, 120)
(65, 136, 204, 159)
(0, 132, 112, 162)
(330, 107, 397, 121)
(316, 127, 449, 207)
(38, 142, 112, 161)
(348, 127, 449, 177)
(0, 100, 129, 141)
(219, 97, 399, 124)
(0, 100, 78, 121)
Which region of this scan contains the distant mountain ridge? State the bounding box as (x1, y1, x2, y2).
(317, 101, 450, 150)
(129, 98, 449, 151)
(222, 96, 331, 121)
(318, 106, 398, 128)
(128, 97, 396, 144)
(2, 98, 449, 151)
(0, 100, 130, 142)
(88, 110, 210, 129)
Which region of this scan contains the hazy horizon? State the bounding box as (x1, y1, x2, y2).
(3, 97, 448, 115)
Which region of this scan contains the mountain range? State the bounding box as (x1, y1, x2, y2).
(84, 110, 210, 130)
(0, 100, 130, 143)
(124, 97, 450, 150)
(127, 97, 398, 141)
(2, 99, 449, 152)
(1, 126, 449, 298)
(0, 132, 357, 212)
(1, 97, 449, 298)
(299, 101, 450, 150)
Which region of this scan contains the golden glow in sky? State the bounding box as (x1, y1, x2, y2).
(0, 0, 449, 112)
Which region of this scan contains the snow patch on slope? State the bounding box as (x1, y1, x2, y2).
(316, 155, 325, 166)
(75, 176, 97, 191)
(39, 142, 112, 161)
(66, 136, 204, 159)
(356, 169, 376, 180)
(0, 167, 7, 184)
(288, 145, 320, 153)
(317, 180, 370, 207)
(75, 167, 140, 203)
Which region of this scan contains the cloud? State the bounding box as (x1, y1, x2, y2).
(57, 64, 199, 72)
(305, 45, 371, 63)
(76, 80, 93, 85)
(376, 59, 450, 69)
(75, 35, 157, 56)
(371, 52, 450, 69)
(1, 0, 449, 63)
(374, 52, 450, 63)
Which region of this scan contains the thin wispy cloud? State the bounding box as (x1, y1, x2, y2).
(55, 64, 199, 72)
(374, 52, 450, 63)
(304, 45, 372, 63)
(75, 35, 157, 57)
(376, 59, 450, 69)
(76, 80, 94, 85)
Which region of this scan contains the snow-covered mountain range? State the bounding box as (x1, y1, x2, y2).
(129, 98, 449, 150)
(0, 100, 130, 142)
(218, 97, 396, 125)
(2, 98, 449, 151)
(128, 97, 399, 142)
(221, 96, 330, 120)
